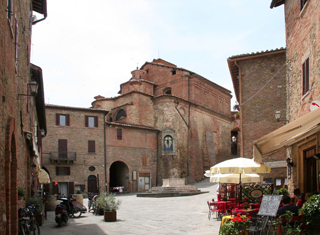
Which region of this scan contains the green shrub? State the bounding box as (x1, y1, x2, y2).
(300, 194, 320, 234)
(18, 187, 26, 197)
(274, 188, 289, 197)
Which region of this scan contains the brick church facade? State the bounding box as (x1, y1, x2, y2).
(43, 59, 234, 194)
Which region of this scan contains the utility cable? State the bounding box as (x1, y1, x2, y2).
(240, 63, 287, 106)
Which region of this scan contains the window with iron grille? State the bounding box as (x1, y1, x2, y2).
(88, 140, 95, 153)
(302, 58, 309, 96)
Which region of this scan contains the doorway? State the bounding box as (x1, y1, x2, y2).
(109, 161, 128, 192)
(88, 175, 98, 193)
(138, 173, 150, 191)
(304, 147, 317, 193)
(60, 182, 68, 197)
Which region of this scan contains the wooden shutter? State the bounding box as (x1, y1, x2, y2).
(68, 182, 74, 196)
(85, 116, 88, 127)
(117, 128, 122, 140)
(94, 116, 98, 127)
(66, 114, 70, 126)
(67, 167, 71, 175)
(56, 167, 60, 176)
(58, 139, 68, 159)
(88, 140, 95, 153)
(56, 114, 60, 125)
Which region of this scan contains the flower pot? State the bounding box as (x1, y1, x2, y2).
(104, 211, 117, 222)
(35, 213, 44, 226)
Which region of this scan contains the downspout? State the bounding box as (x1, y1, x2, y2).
(235, 61, 244, 158)
(104, 111, 108, 193)
(187, 75, 191, 176)
(32, 0, 47, 25)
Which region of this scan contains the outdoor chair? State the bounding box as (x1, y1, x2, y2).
(207, 201, 215, 220)
(246, 215, 270, 235)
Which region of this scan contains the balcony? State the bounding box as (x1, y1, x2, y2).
(49, 152, 76, 163)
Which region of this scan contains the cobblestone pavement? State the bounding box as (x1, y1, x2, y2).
(40, 179, 222, 235)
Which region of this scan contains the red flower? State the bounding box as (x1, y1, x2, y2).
(232, 218, 237, 222)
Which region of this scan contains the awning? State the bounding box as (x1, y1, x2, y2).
(38, 169, 50, 184)
(253, 108, 320, 163)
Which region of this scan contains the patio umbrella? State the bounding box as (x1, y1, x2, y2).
(208, 172, 264, 184)
(210, 157, 271, 174)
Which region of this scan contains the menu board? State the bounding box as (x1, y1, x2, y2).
(257, 195, 282, 217)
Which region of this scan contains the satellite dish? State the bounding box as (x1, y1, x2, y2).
(310, 100, 320, 111)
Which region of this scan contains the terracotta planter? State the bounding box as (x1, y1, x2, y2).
(104, 211, 117, 222)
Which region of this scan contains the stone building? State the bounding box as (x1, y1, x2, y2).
(41, 105, 107, 196)
(228, 48, 287, 189)
(91, 58, 233, 193)
(254, 0, 320, 195)
(0, 0, 47, 234)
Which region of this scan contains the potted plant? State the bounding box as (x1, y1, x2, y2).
(18, 187, 26, 200)
(220, 213, 251, 235)
(26, 195, 45, 226)
(95, 191, 121, 222)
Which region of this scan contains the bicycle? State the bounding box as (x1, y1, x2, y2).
(18, 208, 29, 235)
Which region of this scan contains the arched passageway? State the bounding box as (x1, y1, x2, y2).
(109, 161, 128, 192)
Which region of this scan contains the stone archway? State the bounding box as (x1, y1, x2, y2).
(109, 161, 129, 192)
(4, 118, 18, 235)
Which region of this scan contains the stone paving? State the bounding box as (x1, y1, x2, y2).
(40, 179, 222, 234)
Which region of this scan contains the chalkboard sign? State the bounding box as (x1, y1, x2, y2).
(257, 195, 282, 217)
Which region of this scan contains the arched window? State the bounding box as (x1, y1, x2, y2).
(115, 109, 126, 121)
(164, 135, 173, 151)
(163, 88, 172, 95)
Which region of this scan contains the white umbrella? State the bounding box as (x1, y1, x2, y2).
(210, 157, 271, 174)
(209, 173, 263, 184)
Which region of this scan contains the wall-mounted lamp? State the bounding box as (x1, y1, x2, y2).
(286, 157, 294, 167)
(18, 81, 38, 97)
(231, 136, 237, 143)
(313, 153, 320, 160)
(275, 110, 288, 122)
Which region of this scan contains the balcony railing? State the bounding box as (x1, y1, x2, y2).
(49, 152, 76, 163)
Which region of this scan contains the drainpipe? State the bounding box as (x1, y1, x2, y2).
(104, 111, 108, 193)
(235, 61, 244, 158)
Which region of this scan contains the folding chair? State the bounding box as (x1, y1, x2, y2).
(207, 201, 215, 220)
(246, 215, 270, 235)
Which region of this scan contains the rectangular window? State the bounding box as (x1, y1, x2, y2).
(88, 140, 95, 153)
(302, 58, 309, 95)
(300, 0, 308, 11)
(85, 116, 98, 127)
(117, 128, 122, 140)
(56, 167, 70, 176)
(56, 114, 70, 126)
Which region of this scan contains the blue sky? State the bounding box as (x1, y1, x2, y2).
(31, 0, 285, 108)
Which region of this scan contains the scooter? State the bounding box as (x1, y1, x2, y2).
(55, 197, 85, 226)
(55, 201, 69, 227)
